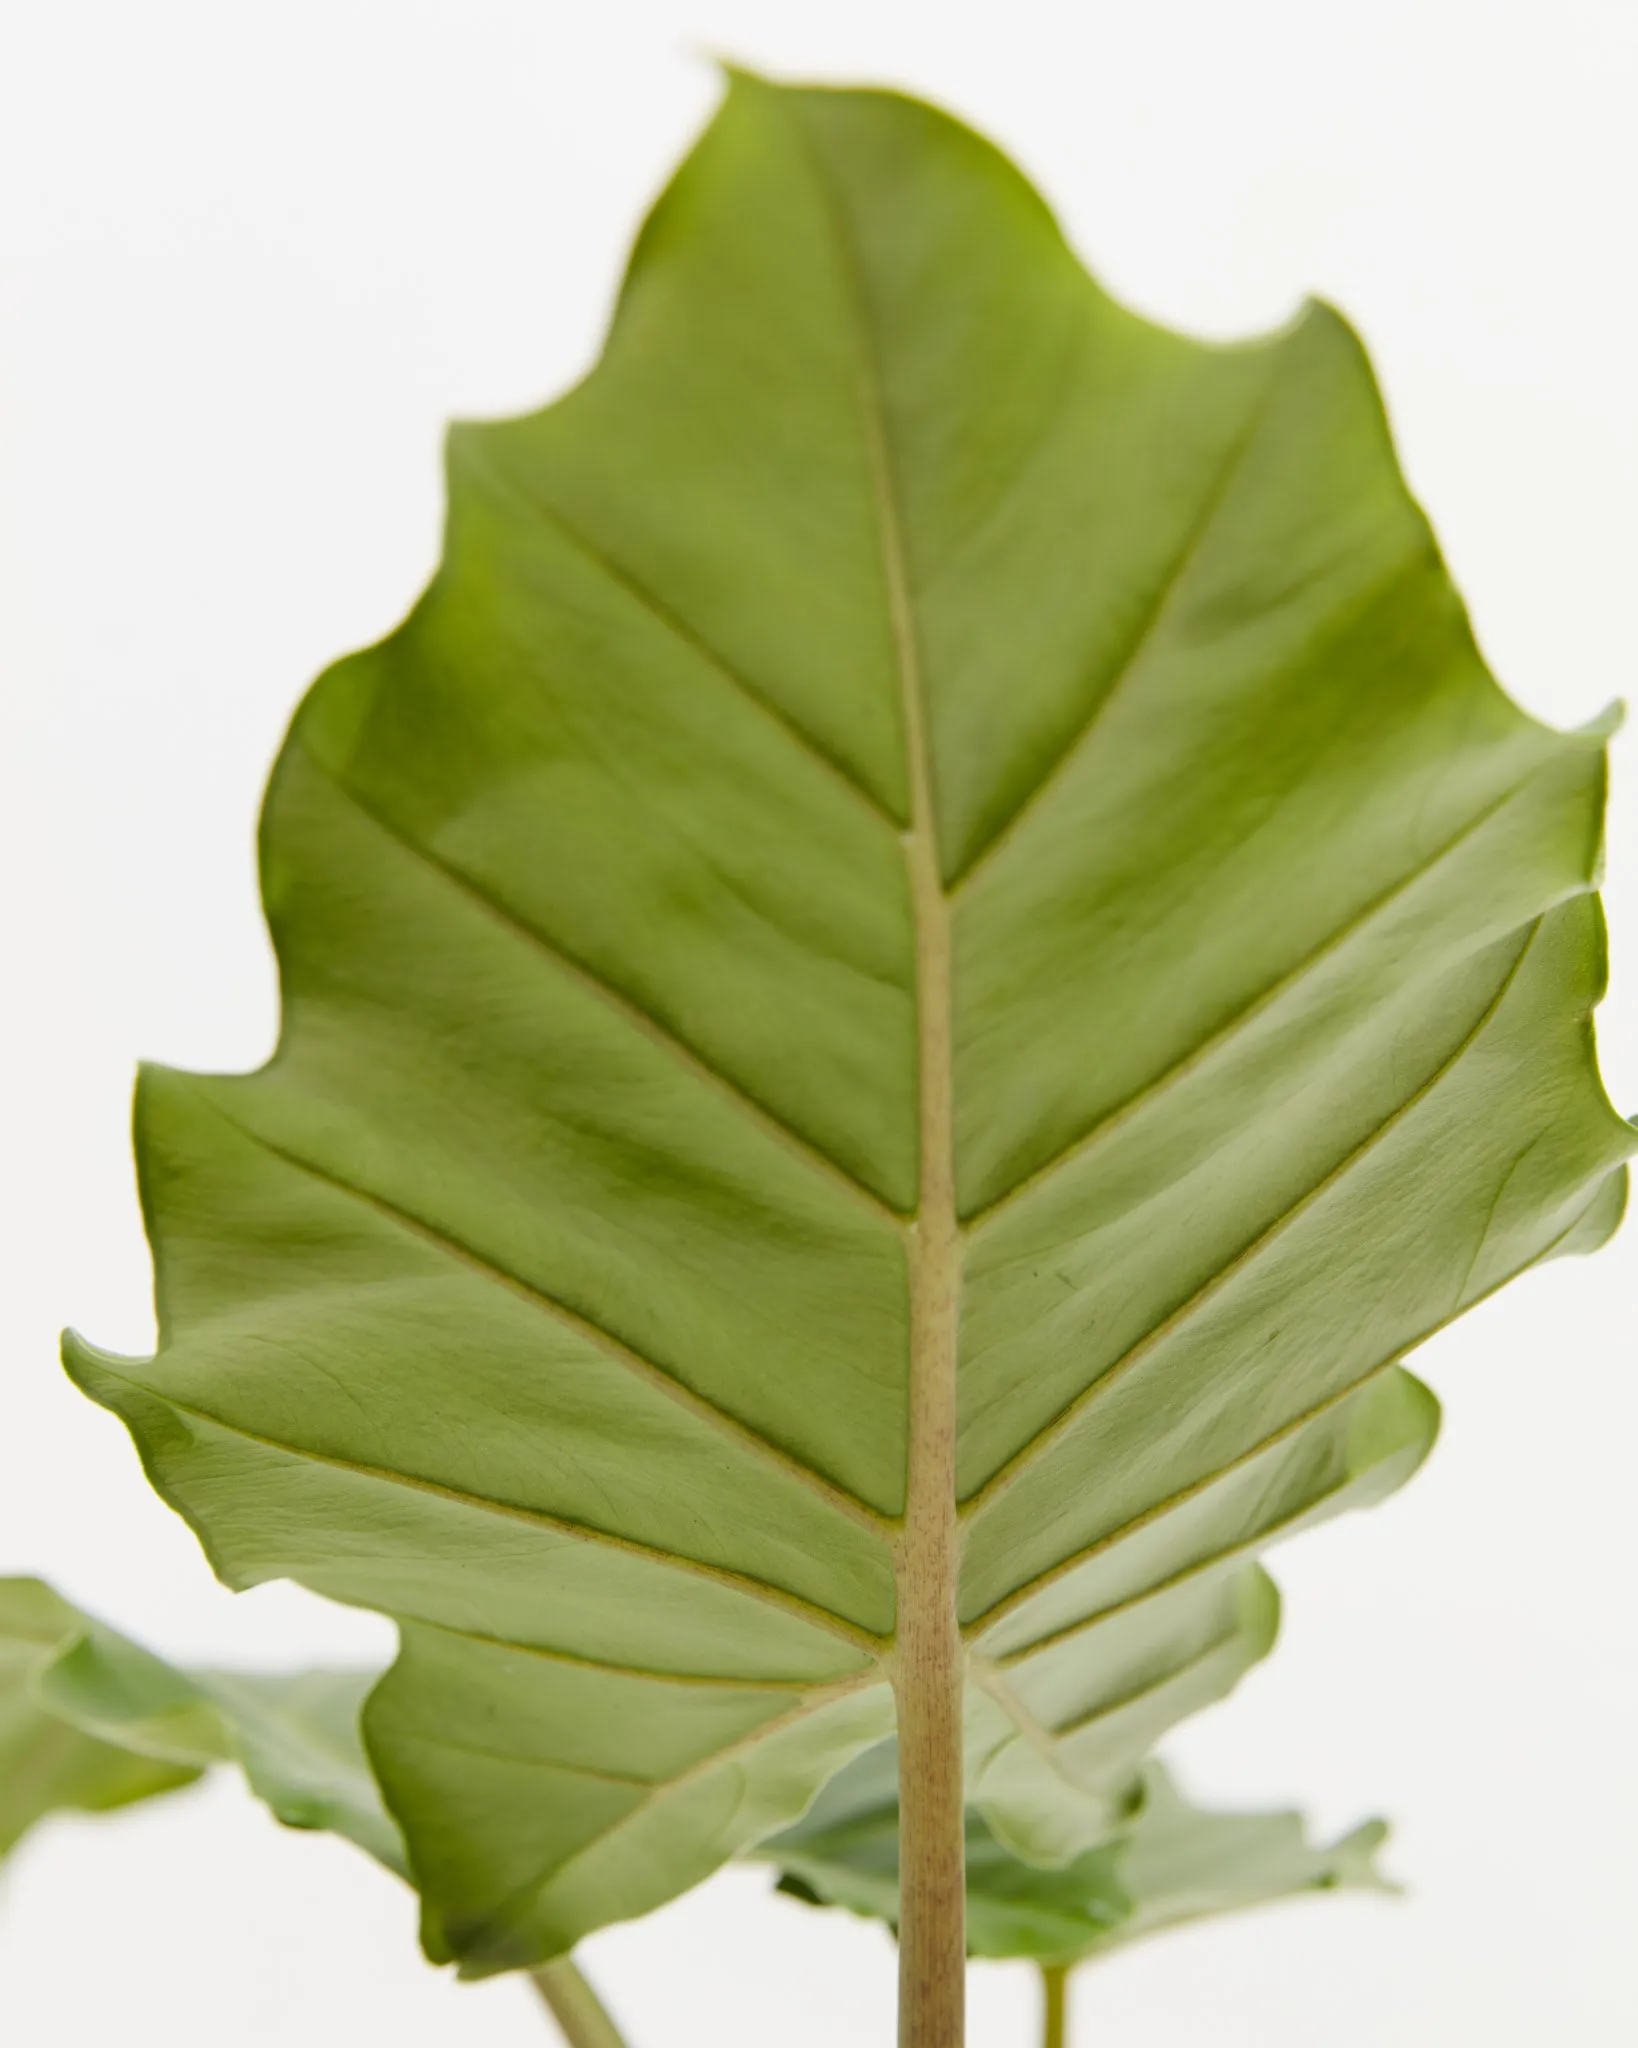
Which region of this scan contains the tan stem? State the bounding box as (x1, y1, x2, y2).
(1041, 1964, 1069, 2048)
(886, 410, 966, 2048)
(892, 1162, 964, 2048)
(530, 1958, 629, 2048)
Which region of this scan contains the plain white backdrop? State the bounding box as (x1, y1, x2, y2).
(2, 2, 1635, 2042)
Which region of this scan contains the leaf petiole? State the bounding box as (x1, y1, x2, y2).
(530, 1958, 630, 2048)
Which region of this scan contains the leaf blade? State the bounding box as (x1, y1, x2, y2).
(0, 1581, 202, 1860)
(759, 1753, 1393, 1967)
(0, 1578, 401, 1876)
(64, 72, 1634, 1971)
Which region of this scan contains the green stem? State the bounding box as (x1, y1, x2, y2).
(1040, 1963, 1069, 2048)
(530, 1958, 630, 2048)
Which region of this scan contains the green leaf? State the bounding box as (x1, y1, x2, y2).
(1080, 1765, 1393, 1964)
(762, 1749, 1392, 1966)
(64, 72, 1632, 1973)
(38, 1627, 404, 1875)
(0, 1576, 401, 1874)
(0, 1579, 201, 1860)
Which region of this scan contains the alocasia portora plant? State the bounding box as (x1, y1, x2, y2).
(5, 67, 1630, 2048)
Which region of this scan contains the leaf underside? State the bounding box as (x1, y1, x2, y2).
(65, 73, 1632, 1971)
(761, 1745, 1392, 1966)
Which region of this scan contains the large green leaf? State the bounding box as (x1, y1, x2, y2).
(37, 1624, 403, 1874)
(0, 1579, 201, 1859)
(65, 73, 1632, 1973)
(760, 1745, 1391, 1965)
(0, 1576, 399, 1873)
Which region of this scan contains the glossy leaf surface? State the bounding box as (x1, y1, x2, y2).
(66, 72, 1632, 1971)
(763, 1748, 1392, 1965)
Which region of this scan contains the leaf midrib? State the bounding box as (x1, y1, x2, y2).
(777, 96, 972, 2027)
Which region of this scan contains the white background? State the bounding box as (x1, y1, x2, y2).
(2, 2, 1635, 2042)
